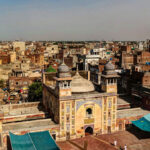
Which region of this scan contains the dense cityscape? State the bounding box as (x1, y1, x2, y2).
(1, 0, 150, 150)
(0, 40, 150, 150)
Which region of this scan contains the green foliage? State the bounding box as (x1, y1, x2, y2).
(28, 82, 42, 102)
(46, 65, 56, 73)
(0, 79, 5, 89)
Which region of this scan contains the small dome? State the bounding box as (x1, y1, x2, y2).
(104, 61, 115, 71)
(58, 62, 70, 73)
(71, 72, 95, 93)
(57, 62, 71, 78)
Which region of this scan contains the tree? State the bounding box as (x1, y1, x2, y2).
(28, 82, 42, 102)
(45, 65, 56, 73)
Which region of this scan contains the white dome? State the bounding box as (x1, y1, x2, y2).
(71, 72, 95, 93)
(104, 61, 115, 70)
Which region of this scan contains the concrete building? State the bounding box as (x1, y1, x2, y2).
(45, 45, 59, 57)
(12, 41, 25, 51)
(10, 52, 16, 63)
(84, 48, 112, 71)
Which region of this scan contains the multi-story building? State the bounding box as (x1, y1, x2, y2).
(12, 41, 25, 51)
(121, 52, 134, 69)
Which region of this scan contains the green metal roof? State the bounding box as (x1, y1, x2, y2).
(9, 131, 60, 150)
(132, 113, 150, 132)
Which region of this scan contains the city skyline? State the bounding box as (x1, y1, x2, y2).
(0, 0, 150, 41)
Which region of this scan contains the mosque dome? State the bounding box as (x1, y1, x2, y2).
(58, 62, 70, 73)
(71, 72, 95, 93)
(104, 61, 115, 71)
(57, 62, 71, 78)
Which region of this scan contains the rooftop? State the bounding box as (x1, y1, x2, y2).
(117, 108, 150, 119)
(2, 119, 58, 133)
(60, 91, 117, 100)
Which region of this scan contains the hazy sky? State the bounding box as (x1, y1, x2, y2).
(0, 0, 150, 41)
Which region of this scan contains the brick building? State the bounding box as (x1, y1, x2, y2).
(137, 51, 150, 65)
(0, 52, 10, 64)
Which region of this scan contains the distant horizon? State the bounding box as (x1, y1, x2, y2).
(0, 40, 147, 42)
(0, 0, 150, 41)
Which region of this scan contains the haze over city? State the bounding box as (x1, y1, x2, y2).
(0, 0, 150, 41)
(1, 1, 150, 150)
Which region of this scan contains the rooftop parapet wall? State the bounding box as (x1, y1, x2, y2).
(44, 70, 89, 86)
(0, 102, 42, 116)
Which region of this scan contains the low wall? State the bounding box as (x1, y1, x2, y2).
(0, 102, 41, 116)
(1, 119, 59, 149)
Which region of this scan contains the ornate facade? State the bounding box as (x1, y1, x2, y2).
(43, 61, 119, 140)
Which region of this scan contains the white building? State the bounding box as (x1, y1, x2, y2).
(84, 48, 112, 70)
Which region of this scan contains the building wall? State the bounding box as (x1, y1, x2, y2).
(122, 52, 134, 69)
(43, 86, 59, 123)
(75, 99, 102, 137)
(9, 77, 32, 91)
(46, 45, 59, 57)
(13, 41, 25, 51)
(142, 75, 150, 86)
(0, 55, 10, 64)
(102, 96, 117, 134)
(137, 51, 150, 65)
(59, 100, 75, 140)
(58, 95, 117, 140)
(10, 52, 16, 63)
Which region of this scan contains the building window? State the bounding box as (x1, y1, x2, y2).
(108, 101, 111, 108)
(86, 108, 92, 117)
(104, 115, 106, 120)
(113, 105, 115, 110)
(67, 116, 70, 122)
(104, 105, 107, 111)
(72, 120, 75, 125)
(113, 98, 116, 104)
(24, 81, 28, 85)
(61, 121, 64, 127)
(61, 103, 64, 109)
(64, 83, 67, 88)
(66, 124, 70, 131)
(108, 119, 111, 126)
(68, 81, 70, 87)
(113, 114, 115, 119)
(66, 105, 70, 113)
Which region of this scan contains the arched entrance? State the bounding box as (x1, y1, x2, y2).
(85, 127, 93, 136)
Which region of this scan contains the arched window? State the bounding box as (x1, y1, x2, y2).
(86, 108, 92, 117)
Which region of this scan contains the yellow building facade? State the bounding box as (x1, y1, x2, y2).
(43, 61, 119, 140)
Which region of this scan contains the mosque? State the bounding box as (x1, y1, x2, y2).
(43, 61, 119, 140)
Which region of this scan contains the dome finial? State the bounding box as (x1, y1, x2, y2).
(76, 64, 79, 75)
(62, 56, 65, 64)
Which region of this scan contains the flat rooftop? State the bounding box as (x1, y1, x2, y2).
(117, 96, 131, 105)
(2, 119, 58, 133)
(60, 91, 117, 100)
(117, 107, 150, 119)
(57, 131, 150, 150)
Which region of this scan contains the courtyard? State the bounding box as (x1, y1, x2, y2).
(57, 129, 150, 150)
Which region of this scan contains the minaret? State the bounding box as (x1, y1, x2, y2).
(101, 61, 119, 93)
(54, 60, 72, 97)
